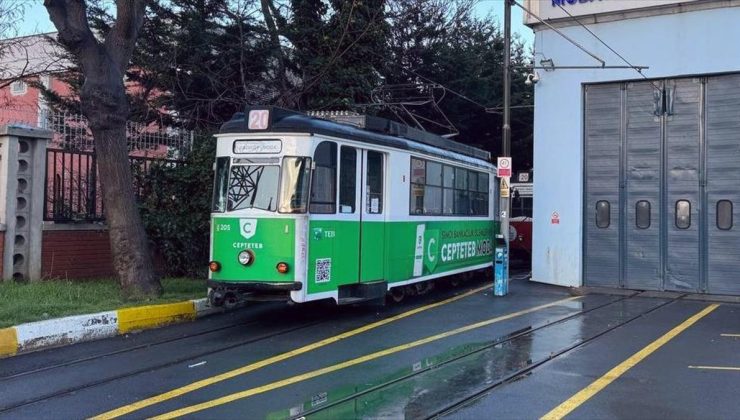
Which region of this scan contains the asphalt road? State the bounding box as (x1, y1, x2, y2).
(0, 273, 737, 419)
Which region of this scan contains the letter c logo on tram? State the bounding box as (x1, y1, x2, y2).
(240, 219, 258, 239)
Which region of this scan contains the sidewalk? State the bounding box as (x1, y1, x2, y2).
(0, 297, 223, 358)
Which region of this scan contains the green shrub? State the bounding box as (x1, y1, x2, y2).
(139, 135, 216, 277)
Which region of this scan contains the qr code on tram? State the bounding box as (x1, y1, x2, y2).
(315, 258, 331, 283)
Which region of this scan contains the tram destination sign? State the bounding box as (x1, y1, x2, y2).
(233, 139, 282, 154)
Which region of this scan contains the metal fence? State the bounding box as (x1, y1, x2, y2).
(1, 108, 193, 155)
(0, 108, 192, 222)
(44, 148, 182, 222)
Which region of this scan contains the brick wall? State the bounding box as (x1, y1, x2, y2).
(41, 229, 115, 279)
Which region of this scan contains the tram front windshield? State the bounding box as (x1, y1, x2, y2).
(212, 157, 311, 213)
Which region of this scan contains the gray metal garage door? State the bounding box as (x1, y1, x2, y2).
(584, 74, 740, 295)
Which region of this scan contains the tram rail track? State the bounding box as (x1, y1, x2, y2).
(287, 291, 685, 420)
(0, 281, 490, 414)
(0, 318, 326, 413)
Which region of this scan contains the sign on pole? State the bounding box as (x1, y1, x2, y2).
(497, 157, 512, 178)
(500, 177, 510, 198)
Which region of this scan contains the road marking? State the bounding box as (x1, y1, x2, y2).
(147, 296, 581, 419)
(541, 303, 720, 420)
(720, 333, 740, 338)
(688, 365, 740, 372)
(93, 284, 491, 419)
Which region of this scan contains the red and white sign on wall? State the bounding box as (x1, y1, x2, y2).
(497, 157, 512, 178)
(551, 211, 560, 225)
(248, 109, 270, 130)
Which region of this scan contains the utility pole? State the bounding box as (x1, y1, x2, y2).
(500, 0, 512, 254)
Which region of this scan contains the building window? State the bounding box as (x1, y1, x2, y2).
(675, 200, 691, 229)
(410, 157, 488, 216)
(595, 200, 610, 228)
(10, 80, 27, 96)
(309, 141, 337, 214)
(717, 200, 733, 230)
(635, 200, 651, 229)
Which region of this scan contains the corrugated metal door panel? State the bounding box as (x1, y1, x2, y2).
(624, 81, 662, 290)
(706, 74, 740, 295)
(664, 78, 702, 292)
(584, 84, 622, 287)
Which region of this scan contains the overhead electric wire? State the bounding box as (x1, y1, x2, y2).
(366, 50, 494, 112)
(511, 0, 605, 67)
(554, 3, 661, 90)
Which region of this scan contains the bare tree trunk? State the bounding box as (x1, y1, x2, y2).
(79, 64, 161, 298)
(45, 0, 162, 298)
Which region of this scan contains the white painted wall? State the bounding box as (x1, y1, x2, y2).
(531, 6, 740, 287)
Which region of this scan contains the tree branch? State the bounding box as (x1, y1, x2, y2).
(105, 0, 147, 73)
(43, 0, 99, 70)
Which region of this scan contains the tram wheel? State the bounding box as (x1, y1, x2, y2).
(388, 287, 406, 303)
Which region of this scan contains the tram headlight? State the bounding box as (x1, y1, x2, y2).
(238, 250, 255, 266)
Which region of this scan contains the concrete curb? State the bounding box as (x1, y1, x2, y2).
(0, 298, 221, 358)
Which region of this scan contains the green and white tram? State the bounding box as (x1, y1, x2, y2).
(208, 107, 498, 306)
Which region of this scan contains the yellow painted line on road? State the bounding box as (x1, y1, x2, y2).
(93, 284, 492, 419)
(541, 303, 720, 420)
(117, 301, 196, 334)
(688, 365, 740, 371)
(720, 333, 740, 338)
(0, 327, 18, 358)
(149, 296, 582, 420)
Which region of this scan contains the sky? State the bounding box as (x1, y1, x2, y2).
(18, 1, 535, 46)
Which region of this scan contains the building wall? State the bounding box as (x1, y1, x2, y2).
(41, 228, 116, 279)
(531, 5, 740, 287)
(0, 75, 74, 126)
(0, 229, 4, 277)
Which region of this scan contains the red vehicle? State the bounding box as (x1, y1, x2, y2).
(510, 171, 532, 264)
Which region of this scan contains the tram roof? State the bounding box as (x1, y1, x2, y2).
(219, 107, 492, 163)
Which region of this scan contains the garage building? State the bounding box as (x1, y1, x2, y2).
(524, 0, 740, 295)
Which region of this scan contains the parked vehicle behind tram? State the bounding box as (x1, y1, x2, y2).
(510, 170, 533, 264)
(208, 107, 498, 307)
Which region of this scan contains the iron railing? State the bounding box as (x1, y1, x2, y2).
(44, 148, 181, 222)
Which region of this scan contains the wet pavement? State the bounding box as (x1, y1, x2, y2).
(0, 275, 737, 419)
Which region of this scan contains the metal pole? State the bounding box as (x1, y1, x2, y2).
(501, 0, 511, 248)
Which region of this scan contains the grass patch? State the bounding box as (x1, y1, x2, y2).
(0, 278, 206, 328)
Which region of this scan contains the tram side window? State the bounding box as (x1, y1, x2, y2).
(339, 147, 357, 213)
(366, 151, 384, 213)
(212, 157, 230, 212)
(454, 168, 470, 215)
(310, 142, 337, 214)
(469, 171, 488, 216)
(409, 158, 489, 216)
(442, 165, 455, 215)
(410, 158, 426, 214)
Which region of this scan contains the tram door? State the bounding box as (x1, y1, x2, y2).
(359, 150, 386, 282)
